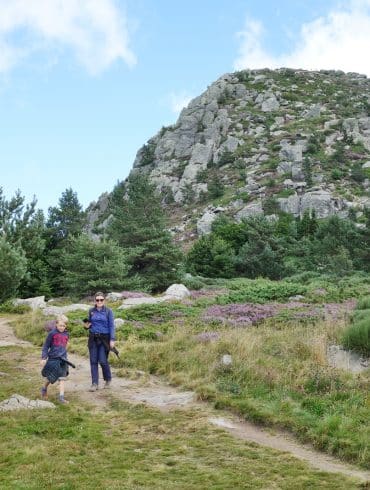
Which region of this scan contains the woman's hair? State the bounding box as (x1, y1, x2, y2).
(94, 292, 105, 299)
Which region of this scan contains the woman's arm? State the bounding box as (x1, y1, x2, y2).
(108, 308, 115, 344)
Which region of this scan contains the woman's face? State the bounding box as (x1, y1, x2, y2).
(95, 296, 105, 308)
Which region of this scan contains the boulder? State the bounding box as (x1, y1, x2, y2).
(261, 95, 280, 112)
(42, 304, 90, 316)
(279, 139, 305, 162)
(0, 394, 55, 412)
(301, 190, 344, 218)
(14, 296, 46, 310)
(118, 296, 167, 309)
(106, 292, 124, 301)
(197, 210, 218, 235)
(114, 318, 125, 328)
(164, 284, 191, 299)
(235, 200, 264, 221)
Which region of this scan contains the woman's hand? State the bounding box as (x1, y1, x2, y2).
(110, 340, 115, 349)
(40, 359, 47, 367)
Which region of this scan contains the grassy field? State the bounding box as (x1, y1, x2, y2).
(0, 343, 364, 489)
(3, 275, 370, 485)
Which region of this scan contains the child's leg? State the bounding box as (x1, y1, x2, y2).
(58, 380, 68, 403)
(59, 380, 65, 397)
(41, 380, 50, 398)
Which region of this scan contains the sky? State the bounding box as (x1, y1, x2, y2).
(1, 0, 370, 213)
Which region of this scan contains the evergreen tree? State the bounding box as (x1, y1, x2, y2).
(18, 210, 51, 297)
(46, 188, 87, 248)
(60, 235, 129, 297)
(0, 238, 27, 302)
(208, 174, 225, 199)
(45, 188, 87, 294)
(296, 215, 362, 274)
(186, 235, 236, 278)
(234, 217, 286, 279)
(297, 209, 317, 238)
(359, 209, 370, 271)
(0, 188, 50, 297)
(211, 215, 249, 252)
(107, 173, 182, 292)
(0, 187, 37, 243)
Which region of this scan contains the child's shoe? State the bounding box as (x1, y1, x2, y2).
(89, 383, 98, 392)
(40, 387, 48, 399)
(59, 395, 69, 404)
(103, 381, 111, 389)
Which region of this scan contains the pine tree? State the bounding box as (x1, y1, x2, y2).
(45, 188, 87, 294)
(46, 188, 87, 248)
(0, 188, 50, 297)
(107, 173, 182, 292)
(0, 238, 27, 302)
(60, 234, 129, 297)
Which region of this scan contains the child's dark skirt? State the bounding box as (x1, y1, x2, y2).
(41, 358, 69, 384)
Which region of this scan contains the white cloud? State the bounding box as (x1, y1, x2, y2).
(234, 1, 370, 76)
(169, 92, 193, 114)
(0, 0, 136, 75)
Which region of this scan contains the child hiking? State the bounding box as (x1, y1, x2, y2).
(40, 315, 70, 404)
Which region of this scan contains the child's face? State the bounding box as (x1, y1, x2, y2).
(56, 322, 66, 332)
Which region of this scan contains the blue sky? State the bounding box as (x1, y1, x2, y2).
(1, 0, 370, 212)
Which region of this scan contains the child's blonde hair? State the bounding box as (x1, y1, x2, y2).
(56, 314, 68, 326)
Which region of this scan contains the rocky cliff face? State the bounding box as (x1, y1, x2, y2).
(88, 68, 370, 241)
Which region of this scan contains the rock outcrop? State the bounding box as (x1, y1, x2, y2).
(87, 69, 370, 239)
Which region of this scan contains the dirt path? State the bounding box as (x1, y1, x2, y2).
(1, 318, 369, 483)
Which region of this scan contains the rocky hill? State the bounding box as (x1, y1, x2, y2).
(87, 68, 370, 242)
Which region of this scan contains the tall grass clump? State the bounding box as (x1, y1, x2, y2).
(342, 297, 370, 356)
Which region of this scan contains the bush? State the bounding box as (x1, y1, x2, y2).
(0, 300, 30, 314)
(181, 275, 206, 290)
(216, 278, 307, 304)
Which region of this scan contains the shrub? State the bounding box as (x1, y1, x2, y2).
(0, 300, 30, 314)
(181, 275, 206, 290)
(216, 278, 307, 304)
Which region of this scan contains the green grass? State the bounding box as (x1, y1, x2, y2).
(0, 345, 362, 489)
(111, 318, 370, 469)
(7, 274, 370, 472)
